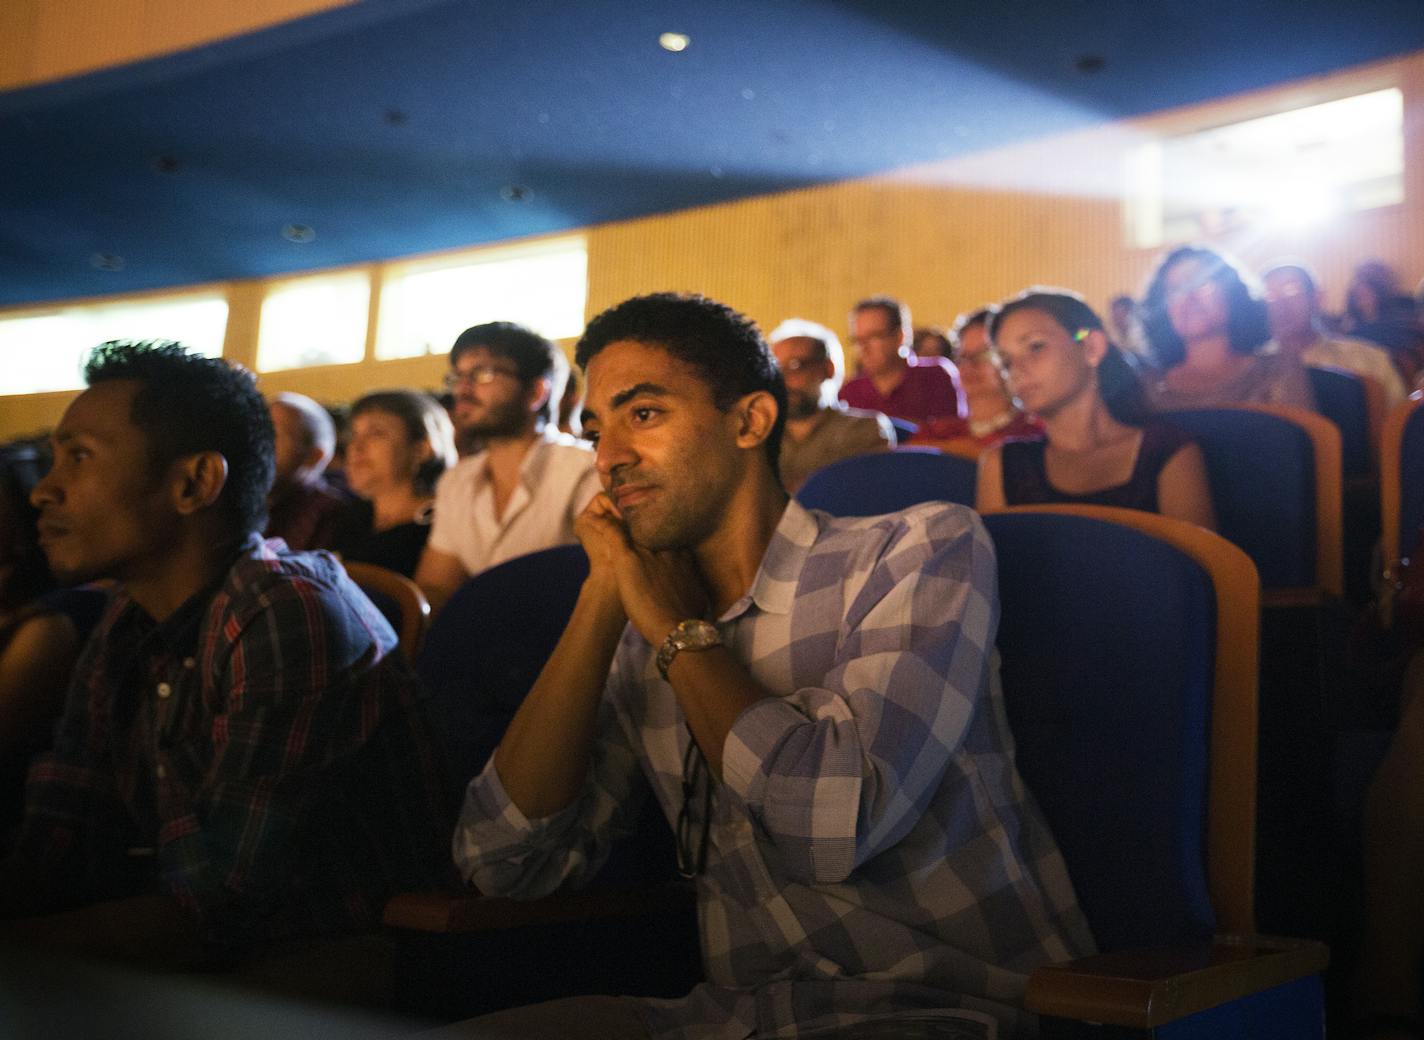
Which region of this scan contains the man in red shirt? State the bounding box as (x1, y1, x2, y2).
(838, 295, 966, 435)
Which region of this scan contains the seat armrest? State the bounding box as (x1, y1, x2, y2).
(382, 884, 693, 934)
(1025, 934, 1329, 1028)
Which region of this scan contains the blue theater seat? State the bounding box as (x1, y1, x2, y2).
(796, 446, 977, 515)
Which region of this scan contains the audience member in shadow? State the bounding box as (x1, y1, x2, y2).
(1140, 245, 1315, 412)
(331, 390, 458, 578)
(414, 323, 599, 613)
(264, 391, 354, 551)
(912, 326, 952, 359)
(1344, 260, 1424, 386)
(946, 306, 1041, 447)
(1264, 263, 1407, 408)
(976, 287, 1215, 528)
(839, 295, 965, 433)
(0, 341, 447, 970)
(0, 444, 97, 833)
(767, 318, 895, 492)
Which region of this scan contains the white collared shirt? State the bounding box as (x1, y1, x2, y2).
(427, 429, 600, 578)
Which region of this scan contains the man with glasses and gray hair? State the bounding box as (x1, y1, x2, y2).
(767, 317, 895, 492)
(413, 321, 599, 612)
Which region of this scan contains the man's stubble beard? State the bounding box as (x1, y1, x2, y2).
(458, 395, 530, 441)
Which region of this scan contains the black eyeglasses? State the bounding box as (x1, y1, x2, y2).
(675, 740, 713, 879)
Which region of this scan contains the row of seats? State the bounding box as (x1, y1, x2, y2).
(342, 504, 1338, 1035)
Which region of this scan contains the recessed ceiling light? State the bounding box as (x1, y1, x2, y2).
(1075, 54, 1106, 74)
(149, 154, 180, 174)
(89, 253, 125, 271)
(659, 32, 690, 52)
(501, 185, 533, 203)
(283, 224, 316, 243)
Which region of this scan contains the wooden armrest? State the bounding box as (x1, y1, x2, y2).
(382, 883, 693, 934)
(1025, 934, 1329, 1028)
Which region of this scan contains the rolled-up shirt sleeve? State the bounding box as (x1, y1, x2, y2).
(452, 655, 648, 899)
(719, 507, 996, 886)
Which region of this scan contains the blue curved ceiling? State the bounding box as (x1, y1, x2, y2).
(3, 0, 1423, 308)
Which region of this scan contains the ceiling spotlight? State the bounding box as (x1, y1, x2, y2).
(383, 109, 409, 127)
(501, 185, 533, 203)
(149, 154, 181, 174)
(1074, 54, 1106, 74)
(659, 32, 690, 52)
(89, 253, 125, 272)
(282, 223, 316, 243)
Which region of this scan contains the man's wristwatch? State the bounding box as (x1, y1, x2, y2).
(656, 619, 723, 680)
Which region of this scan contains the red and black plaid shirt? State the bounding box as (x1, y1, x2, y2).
(6, 536, 449, 953)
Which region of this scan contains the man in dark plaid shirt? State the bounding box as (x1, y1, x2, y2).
(0, 341, 447, 964)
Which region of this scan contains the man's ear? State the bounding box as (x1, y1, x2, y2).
(522, 374, 552, 417)
(733, 390, 779, 449)
(172, 452, 229, 516)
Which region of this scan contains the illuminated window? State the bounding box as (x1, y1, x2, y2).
(0, 294, 228, 397)
(1126, 88, 1404, 248)
(257, 271, 370, 372)
(376, 239, 587, 360)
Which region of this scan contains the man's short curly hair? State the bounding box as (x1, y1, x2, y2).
(84, 340, 275, 538)
(575, 293, 787, 480)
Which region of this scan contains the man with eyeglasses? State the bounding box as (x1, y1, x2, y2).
(413, 321, 599, 612)
(839, 294, 966, 435)
(448, 294, 1093, 1040)
(767, 317, 895, 492)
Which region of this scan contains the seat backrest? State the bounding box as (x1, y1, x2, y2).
(1307, 365, 1371, 478)
(983, 505, 1259, 950)
(418, 544, 589, 786)
(796, 446, 976, 515)
(1382, 392, 1424, 566)
(342, 560, 430, 660)
(1166, 405, 1342, 600)
(418, 543, 675, 887)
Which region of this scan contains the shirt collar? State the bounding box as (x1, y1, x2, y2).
(109, 533, 259, 654)
(718, 498, 821, 621)
(472, 426, 564, 491)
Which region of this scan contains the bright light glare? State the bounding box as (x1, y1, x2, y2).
(1133, 87, 1403, 246)
(659, 32, 690, 52)
(1264, 181, 1341, 231)
(375, 241, 588, 360)
(257, 273, 369, 372)
(0, 296, 227, 396)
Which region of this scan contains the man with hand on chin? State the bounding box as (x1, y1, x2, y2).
(450, 294, 1092, 1040)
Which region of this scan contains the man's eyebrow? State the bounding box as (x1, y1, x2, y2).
(609, 382, 673, 411)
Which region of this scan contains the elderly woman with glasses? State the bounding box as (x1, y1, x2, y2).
(1140, 244, 1314, 411)
(976, 287, 1215, 528)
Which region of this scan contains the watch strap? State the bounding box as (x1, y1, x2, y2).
(656, 619, 722, 680)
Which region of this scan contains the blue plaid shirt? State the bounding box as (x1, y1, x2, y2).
(455, 501, 1094, 1039)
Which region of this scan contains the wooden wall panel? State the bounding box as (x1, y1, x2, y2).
(0, 0, 351, 91)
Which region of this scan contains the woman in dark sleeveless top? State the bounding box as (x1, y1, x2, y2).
(976, 288, 1215, 528)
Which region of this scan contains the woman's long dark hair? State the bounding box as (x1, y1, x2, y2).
(1139, 245, 1270, 369)
(988, 287, 1151, 426)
